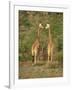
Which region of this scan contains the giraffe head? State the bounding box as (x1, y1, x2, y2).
(37, 23, 44, 38)
(45, 23, 50, 29)
(39, 23, 44, 29)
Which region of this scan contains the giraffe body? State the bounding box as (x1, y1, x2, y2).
(46, 24, 54, 62)
(31, 24, 43, 65)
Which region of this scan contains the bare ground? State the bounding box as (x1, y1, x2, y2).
(19, 60, 63, 79)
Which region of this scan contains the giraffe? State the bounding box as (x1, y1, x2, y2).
(31, 23, 43, 65)
(45, 24, 54, 62)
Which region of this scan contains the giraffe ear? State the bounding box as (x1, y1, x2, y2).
(45, 24, 50, 29)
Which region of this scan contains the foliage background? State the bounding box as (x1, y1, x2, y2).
(19, 10, 63, 64)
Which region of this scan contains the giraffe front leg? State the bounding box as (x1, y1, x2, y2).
(48, 56, 51, 63)
(32, 56, 34, 65)
(32, 56, 34, 63)
(51, 49, 53, 62)
(51, 51, 53, 62)
(48, 49, 50, 63)
(47, 54, 49, 64)
(34, 54, 36, 65)
(51, 55, 52, 62)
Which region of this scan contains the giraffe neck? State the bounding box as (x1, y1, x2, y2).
(48, 28, 52, 43)
(37, 28, 40, 41)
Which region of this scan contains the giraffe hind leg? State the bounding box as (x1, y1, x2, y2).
(49, 56, 51, 61)
(34, 54, 36, 65)
(48, 55, 50, 63)
(48, 54, 51, 64)
(32, 56, 34, 63)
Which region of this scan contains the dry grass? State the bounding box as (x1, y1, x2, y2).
(19, 60, 63, 79)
